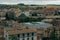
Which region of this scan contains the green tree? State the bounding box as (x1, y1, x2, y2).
(36, 7, 43, 10)
(9, 35, 17, 40)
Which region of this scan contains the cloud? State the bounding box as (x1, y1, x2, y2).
(0, 0, 60, 5)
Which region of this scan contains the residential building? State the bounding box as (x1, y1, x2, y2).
(44, 8, 57, 16)
(37, 29, 44, 40)
(0, 30, 4, 38)
(18, 12, 27, 19)
(29, 8, 57, 18)
(55, 9, 60, 15)
(4, 27, 37, 40)
(41, 19, 53, 23)
(29, 10, 45, 18)
(23, 22, 52, 29)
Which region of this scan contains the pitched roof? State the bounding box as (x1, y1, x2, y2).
(0, 30, 4, 35)
(18, 13, 27, 18)
(5, 28, 16, 31)
(5, 27, 37, 35)
(42, 19, 53, 22)
(44, 8, 57, 13)
(8, 28, 37, 35)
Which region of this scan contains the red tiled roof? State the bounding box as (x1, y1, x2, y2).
(5, 27, 37, 35)
(37, 29, 44, 35)
(8, 28, 37, 35)
(5, 28, 16, 31)
(0, 30, 3, 33)
(0, 30, 4, 35)
(44, 8, 57, 13)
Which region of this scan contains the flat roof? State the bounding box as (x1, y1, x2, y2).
(23, 22, 52, 29)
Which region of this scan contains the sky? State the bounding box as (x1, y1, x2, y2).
(0, 0, 60, 5)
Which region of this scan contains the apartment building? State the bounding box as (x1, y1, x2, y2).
(37, 29, 44, 40)
(44, 8, 57, 16)
(29, 10, 45, 18)
(29, 8, 57, 18)
(0, 30, 4, 38)
(53, 27, 60, 40)
(0, 29, 5, 40)
(41, 19, 53, 23)
(4, 27, 37, 40)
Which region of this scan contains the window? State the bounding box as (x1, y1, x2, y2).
(6, 35, 7, 37)
(27, 33, 29, 37)
(32, 33, 34, 36)
(32, 37, 34, 40)
(23, 33, 25, 38)
(18, 34, 20, 38)
(27, 38, 29, 40)
(22, 38, 25, 40)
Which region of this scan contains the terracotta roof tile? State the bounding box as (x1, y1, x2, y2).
(37, 29, 44, 35)
(44, 8, 57, 13)
(0, 30, 4, 34)
(5, 28, 16, 31)
(5, 27, 37, 35)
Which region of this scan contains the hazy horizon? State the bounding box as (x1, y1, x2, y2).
(0, 0, 60, 5)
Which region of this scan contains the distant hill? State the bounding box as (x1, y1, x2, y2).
(17, 3, 38, 6)
(0, 4, 17, 9)
(0, 3, 60, 9)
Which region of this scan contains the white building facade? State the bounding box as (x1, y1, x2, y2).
(4, 28, 37, 40)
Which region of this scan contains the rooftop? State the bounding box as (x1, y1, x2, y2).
(0, 30, 4, 35)
(42, 19, 53, 23)
(5, 27, 37, 35)
(23, 22, 52, 29)
(8, 28, 37, 35)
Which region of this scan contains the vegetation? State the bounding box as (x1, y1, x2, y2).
(36, 7, 43, 10)
(9, 35, 18, 40)
(18, 17, 45, 23)
(5, 12, 16, 20)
